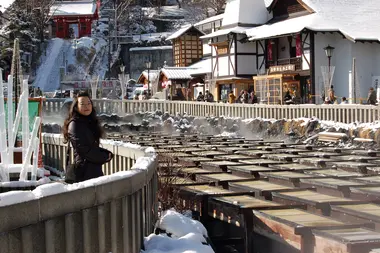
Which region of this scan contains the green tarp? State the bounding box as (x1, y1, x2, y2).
(5, 101, 40, 141)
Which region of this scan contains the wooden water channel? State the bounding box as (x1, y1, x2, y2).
(109, 132, 380, 253)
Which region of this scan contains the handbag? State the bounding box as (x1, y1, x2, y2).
(64, 141, 76, 184)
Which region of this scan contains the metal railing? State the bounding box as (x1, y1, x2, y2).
(269, 57, 302, 70)
(43, 98, 380, 124)
(0, 133, 158, 253)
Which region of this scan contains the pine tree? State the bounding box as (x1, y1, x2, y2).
(0, 0, 39, 78)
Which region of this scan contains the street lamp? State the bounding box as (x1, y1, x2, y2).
(324, 44, 335, 69)
(324, 44, 335, 98)
(145, 61, 152, 96)
(119, 64, 127, 100)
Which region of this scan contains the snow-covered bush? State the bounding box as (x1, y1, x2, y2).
(142, 209, 214, 253)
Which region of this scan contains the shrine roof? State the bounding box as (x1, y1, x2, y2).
(50, 1, 97, 17)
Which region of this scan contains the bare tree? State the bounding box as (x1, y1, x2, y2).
(192, 0, 225, 15)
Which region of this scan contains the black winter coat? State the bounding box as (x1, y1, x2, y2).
(68, 114, 112, 182)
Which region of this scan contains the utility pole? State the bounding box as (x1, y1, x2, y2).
(114, 0, 118, 48)
(108, 16, 111, 80)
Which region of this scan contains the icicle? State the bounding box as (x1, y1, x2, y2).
(0, 70, 9, 181)
(11, 92, 25, 146)
(7, 75, 13, 164)
(19, 117, 41, 181)
(22, 80, 29, 160)
(31, 137, 39, 182)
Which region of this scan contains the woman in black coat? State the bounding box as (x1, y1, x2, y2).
(62, 91, 113, 182)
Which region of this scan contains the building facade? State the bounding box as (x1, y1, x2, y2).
(50, 1, 99, 39)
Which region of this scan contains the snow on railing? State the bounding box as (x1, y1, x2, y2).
(0, 133, 158, 253)
(43, 98, 380, 124)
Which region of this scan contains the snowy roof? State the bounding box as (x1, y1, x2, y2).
(166, 25, 204, 41)
(161, 67, 196, 80)
(194, 14, 224, 27)
(50, 1, 97, 17)
(264, 0, 274, 8)
(247, 0, 380, 42)
(189, 58, 211, 76)
(130, 46, 172, 52)
(222, 0, 268, 27)
(139, 70, 159, 81)
(200, 26, 248, 40)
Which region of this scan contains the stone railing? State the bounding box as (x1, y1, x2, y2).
(0, 133, 158, 253)
(43, 98, 380, 124)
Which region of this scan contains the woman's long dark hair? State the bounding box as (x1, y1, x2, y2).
(62, 91, 104, 143)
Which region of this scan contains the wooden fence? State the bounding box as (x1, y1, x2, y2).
(43, 98, 380, 123)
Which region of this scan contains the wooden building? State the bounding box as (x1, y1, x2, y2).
(248, 0, 313, 104)
(166, 25, 204, 67)
(49, 1, 99, 39)
(200, 0, 266, 102)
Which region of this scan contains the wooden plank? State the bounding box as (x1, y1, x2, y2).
(252, 208, 361, 251)
(299, 178, 365, 198)
(208, 195, 288, 229)
(196, 173, 252, 188)
(216, 154, 254, 161)
(269, 163, 319, 171)
(191, 150, 228, 158)
(305, 169, 364, 178)
(229, 180, 301, 200)
(236, 150, 272, 157)
(272, 190, 365, 216)
(262, 153, 302, 162)
(227, 165, 282, 178)
(349, 186, 380, 202)
(201, 160, 243, 172)
(259, 171, 323, 187)
(327, 161, 378, 173)
(331, 203, 380, 231)
(312, 228, 380, 253)
(239, 159, 285, 166)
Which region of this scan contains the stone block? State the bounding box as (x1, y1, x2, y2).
(39, 186, 96, 221)
(0, 200, 39, 233)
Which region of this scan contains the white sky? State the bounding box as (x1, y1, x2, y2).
(0, 0, 14, 12)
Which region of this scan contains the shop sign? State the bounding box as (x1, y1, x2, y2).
(269, 64, 295, 73)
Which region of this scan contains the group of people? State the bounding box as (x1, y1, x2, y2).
(228, 90, 258, 104)
(323, 86, 378, 105)
(196, 90, 214, 102)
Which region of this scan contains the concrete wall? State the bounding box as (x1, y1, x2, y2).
(314, 33, 380, 103)
(0, 133, 158, 253)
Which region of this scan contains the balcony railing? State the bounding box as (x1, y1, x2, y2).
(269, 57, 302, 70)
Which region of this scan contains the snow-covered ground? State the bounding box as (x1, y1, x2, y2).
(34, 37, 107, 91)
(143, 209, 214, 253)
(33, 38, 69, 91)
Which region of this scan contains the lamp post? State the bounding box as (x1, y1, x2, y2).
(145, 61, 152, 96)
(324, 44, 335, 86)
(119, 65, 128, 100)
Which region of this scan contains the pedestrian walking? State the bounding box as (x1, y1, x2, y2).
(62, 91, 113, 183)
(367, 87, 377, 105)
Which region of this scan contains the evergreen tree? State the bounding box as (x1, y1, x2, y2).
(0, 0, 39, 77)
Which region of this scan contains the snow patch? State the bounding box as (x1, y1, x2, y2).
(157, 209, 208, 238)
(143, 210, 214, 253)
